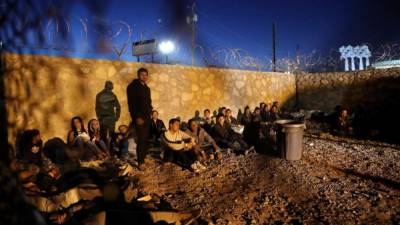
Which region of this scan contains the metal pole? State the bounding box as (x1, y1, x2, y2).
(192, 20, 195, 66)
(272, 22, 276, 72)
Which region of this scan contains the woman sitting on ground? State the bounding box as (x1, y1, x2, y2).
(67, 116, 107, 161)
(240, 106, 252, 126)
(161, 118, 206, 172)
(186, 119, 222, 160)
(269, 105, 280, 122)
(110, 124, 133, 160)
(88, 118, 109, 154)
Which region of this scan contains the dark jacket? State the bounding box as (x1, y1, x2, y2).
(225, 116, 239, 126)
(95, 89, 121, 120)
(127, 79, 152, 120)
(151, 119, 166, 139)
(213, 122, 233, 142)
(240, 114, 252, 126)
(261, 110, 271, 122)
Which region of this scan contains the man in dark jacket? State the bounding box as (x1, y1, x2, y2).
(96, 81, 121, 144)
(213, 113, 249, 154)
(127, 68, 152, 170)
(150, 110, 166, 146)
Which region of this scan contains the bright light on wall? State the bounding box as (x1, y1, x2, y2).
(158, 40, 175, 55)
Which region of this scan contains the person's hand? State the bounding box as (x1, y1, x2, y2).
(186, 142, 194, 149)
(48, 167, 61, 179)
(136, 117, 145, 125)
(49, 213, 68, 224)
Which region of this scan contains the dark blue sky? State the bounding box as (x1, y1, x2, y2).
(2, 0, 400, 68)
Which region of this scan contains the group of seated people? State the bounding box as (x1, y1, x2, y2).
(10, 124, 203, 224)
(159, 101, 285, 172)
(8, 101, 285, 224)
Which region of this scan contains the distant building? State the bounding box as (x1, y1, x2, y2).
(372, 60, 400, 69)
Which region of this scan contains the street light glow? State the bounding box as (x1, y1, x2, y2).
(159, 40, 175, 55)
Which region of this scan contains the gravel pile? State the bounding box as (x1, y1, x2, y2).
(135, 136, 400, 224)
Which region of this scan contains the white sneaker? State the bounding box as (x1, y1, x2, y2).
(194, 161, 207, 171)
(190, 163, 200, 173)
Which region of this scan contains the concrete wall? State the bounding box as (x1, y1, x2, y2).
(4, 53, 296, 144)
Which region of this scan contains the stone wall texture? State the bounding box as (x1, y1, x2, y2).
(4, 53, 296, 143)
(296, 68, 400, 112)
(296, 68, 400, 141)
(5, 53, 400, 144)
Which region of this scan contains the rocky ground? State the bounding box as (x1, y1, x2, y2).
(135, 135, 400, 225)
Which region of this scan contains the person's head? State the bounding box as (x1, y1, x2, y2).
(273, 101, 279, 107)
(71, 116, 85, 133)
(169, 118, 181, 132)
(226, 109, 232, 117)
(216, 113, 225, 125)
(151, 110, 159, 120)
(340, 108, 348, 118)
(137, 67, 149, 83)
(105, 80, 113, 91)
(254, 107, 261, 115)
(188, 119, 199, 132)
(194, 110, 200, 118)
(213, 110, 218, 117)
(271, 105, 278, 114)
(118, 125, 129, 135)
(244, 106, 251, 115)
(260, 102, 266, 109)
(88, 118, 100, 133)
(204, 109, 211, 118)
(221, 107, 227, 116)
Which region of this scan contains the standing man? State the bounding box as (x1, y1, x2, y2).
(127, 68, 152, 170)
(95, 81, 121, 146)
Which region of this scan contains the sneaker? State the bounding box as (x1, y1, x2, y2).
(194, 161, 206, 171)
(198, 163, 207, 171)
(190, 163, 200, 173)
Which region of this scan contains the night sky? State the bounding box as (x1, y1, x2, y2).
(1, 0, 400, 67)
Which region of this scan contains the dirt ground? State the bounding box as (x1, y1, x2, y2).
(135, 135, 400, 225)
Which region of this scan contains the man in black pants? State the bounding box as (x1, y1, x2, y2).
(127, 68, 152, 170)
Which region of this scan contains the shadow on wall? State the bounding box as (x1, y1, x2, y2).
(285, 69, 400, 143)
(0, 0, 111, 159)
